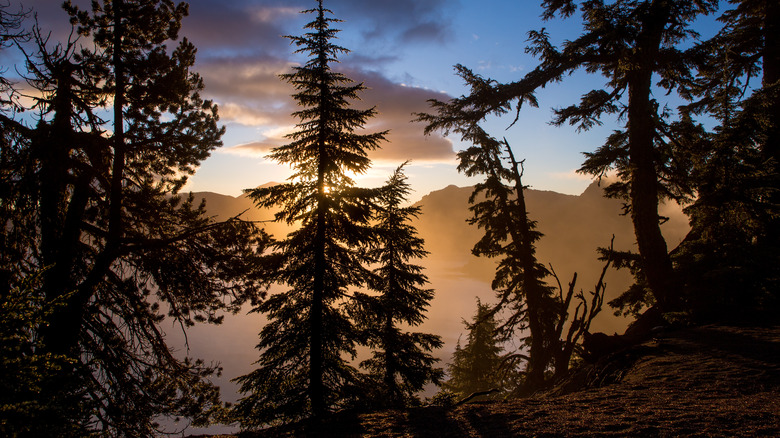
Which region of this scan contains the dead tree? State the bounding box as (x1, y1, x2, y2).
(549, 236, 614, 380)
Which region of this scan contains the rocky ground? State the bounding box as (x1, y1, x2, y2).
(203, 324, 780, 437)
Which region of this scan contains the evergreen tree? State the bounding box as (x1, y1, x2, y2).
(444, 300, 512, 400)
(1, 1, 267, 434)
(670, 0, 780, 319)
(351, 164, 443, 408)
(457, 129, 555, 391)
(419, 0, 719, 314)
(232, 0, 387, 427)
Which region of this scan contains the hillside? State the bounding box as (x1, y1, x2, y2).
(228, 324, 780, 437)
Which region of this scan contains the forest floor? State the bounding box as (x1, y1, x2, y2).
(201, 324, 780, 437)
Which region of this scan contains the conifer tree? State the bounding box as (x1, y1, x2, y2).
(232, 0, 387, 426)
(1, 1, 268, 434)
(419, 0, 719, 314)
(444, 300, 512, 400)
(351, 164, 443, 408)
(669, 0, 780, 319)
(457, 128, 555, 391)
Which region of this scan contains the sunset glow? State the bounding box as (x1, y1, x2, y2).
(5, 0, 775, 436)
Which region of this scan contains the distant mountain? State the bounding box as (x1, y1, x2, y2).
(190, 182, 689, 336)
(410, 182, 688, 336)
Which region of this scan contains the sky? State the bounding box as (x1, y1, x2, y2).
(11, 0, 654, 202)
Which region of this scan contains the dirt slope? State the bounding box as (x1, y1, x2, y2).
(233, 325, 780, 437)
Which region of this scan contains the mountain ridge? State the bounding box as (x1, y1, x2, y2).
(188, 181, 689, 336)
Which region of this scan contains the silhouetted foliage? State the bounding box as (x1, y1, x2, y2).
(232, 0, 387, 427)
(419, 0, 720, 316)
(460, 132, 557, 392)
(0, 1, 268, 434)
(0, 272, 92, 437)
(418, 95, 614, 390)
(424, 0, 779, 324)
(443, 300, 515, 401)
(350, 164, 443, 408)
(670, 0, 780, 321)
(548, 238, 613, 379)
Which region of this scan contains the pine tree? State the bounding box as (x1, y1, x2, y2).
(419, 0, 719, 314)
(444, 300, 512, 400)
(1, 1, 268, 434)
(458, 129, 555, 391)
(232, 0, 387, 427)
(351, 164, 443, 408)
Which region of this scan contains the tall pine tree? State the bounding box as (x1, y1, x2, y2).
(351, 164, 443, 408)
(456, 129, 555, 392)
(670, 0, 780, 319)
(232, 0, 387, 427)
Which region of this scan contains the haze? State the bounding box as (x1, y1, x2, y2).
(170, 183, 688, 433)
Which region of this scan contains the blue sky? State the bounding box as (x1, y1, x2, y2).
(14, 0, 723, 200)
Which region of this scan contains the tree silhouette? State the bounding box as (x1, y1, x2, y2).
(416, 107, 611, 390)
(0, 1, 267, 434)
(670, 0, 780, 320)
(351, 164, 443, 408)
(420, 0, 719, 314)
(458, 129, 555, 392)
(232, 0, 387, 426)
(444, 300, 513, 400)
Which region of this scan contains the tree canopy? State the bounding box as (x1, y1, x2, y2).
(232, 0, 389, 427)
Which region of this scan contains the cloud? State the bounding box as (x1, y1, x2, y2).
(182, 0, 456, 62)
(182, 1, 300, 57)
(20, 1, 457, 163)
(247, 6, 300, 24)
(336, 67, 456, 161)
(376, 131, 455, 162)
(197, 55, 455, 162)
(222, 141, 273, 157)
(328, 0, 455, 45)
(221, 123, 296, 156)
(217, 103, 273, 126)
(199, 56, 294, 102)
(197, 56, 298, 127)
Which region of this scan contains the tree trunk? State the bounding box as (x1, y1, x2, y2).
(39, 62, 77, 356)
(311, 67, 328, 417)
(505, 147, 548, 392)
(384, 313, 397, 405)
(626, 0, 677, 311)
(311, 211, 325, 419)
(108, 0, 125, 249)
(38, 62, 95, 357)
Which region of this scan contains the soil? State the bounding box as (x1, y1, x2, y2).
(209, 324, 780, 437)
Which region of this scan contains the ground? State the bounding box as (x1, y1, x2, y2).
(201, 324, 780, 437)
